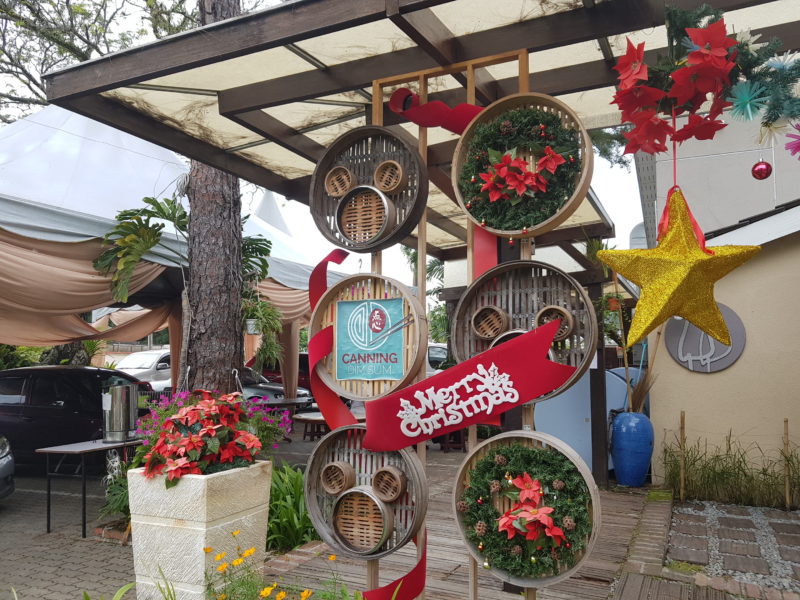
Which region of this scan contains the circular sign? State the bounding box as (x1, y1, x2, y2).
(453, 431, 600, 589)
(664, 303, 746, 373)
(305, 425, 427, 560)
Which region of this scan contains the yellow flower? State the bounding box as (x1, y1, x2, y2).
(231, 557, 244, 567)
(217, 562, 229, 573)
(328, 554, 337, 561)
(203, 547, 213, 554)
(259, 584, 277, 598)
(217, 595, 227, 600)
(242, 547, 256, 558)
(214, 552, 226, 562)
(231, 529, 241, 536)
(300, 590, 313, 600)
(275, 592, 287, 600)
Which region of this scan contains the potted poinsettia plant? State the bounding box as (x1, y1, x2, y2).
(127, 391, 283, 600)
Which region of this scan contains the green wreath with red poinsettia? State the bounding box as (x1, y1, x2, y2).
(457, 443, 592, 579)
(458, 107, 582, 233)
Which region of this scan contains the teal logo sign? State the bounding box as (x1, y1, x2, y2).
(336, 298, 405, 381)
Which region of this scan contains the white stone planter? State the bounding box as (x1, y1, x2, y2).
(128, 460, 272, 600)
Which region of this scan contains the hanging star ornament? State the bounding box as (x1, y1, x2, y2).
(597, 187, 760, 347)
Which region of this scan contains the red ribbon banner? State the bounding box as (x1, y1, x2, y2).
(388, 88, 483, 135)
(363, 320, 575, 452)
(308, 249, 358, 430)
(362, 534, 426, 600)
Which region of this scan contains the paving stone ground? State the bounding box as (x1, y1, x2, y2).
(667, 501, 800, 594)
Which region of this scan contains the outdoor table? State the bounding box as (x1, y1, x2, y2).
(35, 438, 142, 538)
(294, 410, 366, 441)
(258, 396, 315, 442)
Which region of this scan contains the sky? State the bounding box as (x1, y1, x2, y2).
(247, 155, 644, 288)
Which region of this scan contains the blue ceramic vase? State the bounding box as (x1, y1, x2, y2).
(611, 412, 654, 487)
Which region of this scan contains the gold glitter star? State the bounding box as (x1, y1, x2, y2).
(598, 187, 760, 347)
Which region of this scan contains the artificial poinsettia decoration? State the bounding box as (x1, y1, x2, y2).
(611, 5, 800, 156)
(476, 147, 558, 205)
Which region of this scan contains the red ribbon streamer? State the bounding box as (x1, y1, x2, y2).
(657, 185, 713, 255)
(362, 534, 427, 600)
(363, 320, 574, 452)
(388, 88, 483, 135)
(308, 250, 358, 430)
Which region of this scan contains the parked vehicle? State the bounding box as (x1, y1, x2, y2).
(427, 342, 449, 376)
(239, 368, 313, 408)
(0, 434, 13, 499)
(250, 353, 312, 390)
(116, 348, 171, 392)
(0, 366, 151, 463)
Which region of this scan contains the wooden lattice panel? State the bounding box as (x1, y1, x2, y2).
(453, 431, 601, 589)
(309, 273, 427, 402)
(451, 260, 597, 402)
(336, 186, 393, 244)
(451, 92, 594, 238)
(310, 126, 428, 253)
(305, 425, 428, 560)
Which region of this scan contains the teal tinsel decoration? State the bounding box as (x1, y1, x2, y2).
(728, 80, 769, 121)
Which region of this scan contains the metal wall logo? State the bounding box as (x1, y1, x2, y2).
(664, 303, 746, 373)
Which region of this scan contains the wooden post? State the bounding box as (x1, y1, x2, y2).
(784, 418, 791, 511)
(588, 281, 609, 487)
(367, 559, 379, 590)
(524, 589, 537, 600)
(679, 410, 686, 504)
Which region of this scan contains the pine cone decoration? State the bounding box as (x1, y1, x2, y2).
(456, 500, 469, 513)
(552, 479, 566, 490)
(489, 480, 501, 494)
(511, 545, 523, 556)
(494, 454, 507, 466)
(499, 120, 515, 136)
(562, 516, 576, 531)
(475, 521, 488, 537)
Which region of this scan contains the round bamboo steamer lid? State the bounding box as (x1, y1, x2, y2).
(535, 305, 576, 342)
(324, 165, 355, 197)
(451, 260, 597, 402)
(471, 305, 510, 340)
(373, 160, 407, 193)
(333, 486, 395, 555)
(309, 273, 427, 402)
(453, 430, 601, 589)
(320, 461, 356, 495)
(372, 465, 407, 502)
(334, 185, 397, 247)
(451, 93, 594, 238)
(304, 425, 428, 560)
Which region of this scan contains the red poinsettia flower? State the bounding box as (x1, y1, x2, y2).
(708, 95, 732, 121)
(504, 168, 537, 195)
(479, 169, 510, 202)
(623, 109, 674, 154)
(511, 473, 543, 505)
(686, 19, 737, 68)
(611, 85, 667, 121)
(614, 38, 649, 90)
(672, 113, 727, 143)
(236, 430, 262, 451)
(669, 61, 734, 107)
(544, 523, 566, 546)
(219, 441, 240, 463)
(537, 146, 566, 174)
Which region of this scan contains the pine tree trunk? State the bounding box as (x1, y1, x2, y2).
(183, 0, 243, 392)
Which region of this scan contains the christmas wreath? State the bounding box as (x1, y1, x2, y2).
(458, 107, 582, 233)
(457, 443, 592, 579)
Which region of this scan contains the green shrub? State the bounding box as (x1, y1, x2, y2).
(267, 462, 319, 552)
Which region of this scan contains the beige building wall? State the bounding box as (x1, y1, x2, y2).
(650, 231, 800, 483)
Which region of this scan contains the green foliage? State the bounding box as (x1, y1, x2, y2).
(663, 433, 800, 508)
(82, 339, 107, 361)
(80, 582, 136, 600)
(299, 328, 309, 352)
(458, 107, 582, 232)
(100, 463, 131, 520)
(588, 127, 630, 169)
(0, 345, 36, 369)
(458, 443, 592, 579)
(242, 292, 283, 373)
(267, 462, 319, 552)
(427, 303, 449, 344)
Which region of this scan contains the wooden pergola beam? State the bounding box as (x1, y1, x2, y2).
(44, 0, 456, 100)
(228, 110, 326, 162)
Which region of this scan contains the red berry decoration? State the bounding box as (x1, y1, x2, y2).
(569, 155, 575, 163)
(477, 496, 484, 505)
(566, 542, 571, 548)
(508, 237, 514, 247)
(752, 160, 772, 180)
(522, 227, 528, 235)
(466, 201, 472, 209)
(539, 124, 546, 130)
(470, 175, 476, 183)
(481, 219, 487, 228)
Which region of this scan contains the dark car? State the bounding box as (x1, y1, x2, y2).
(0, 434, 13, 499)
(249, 353, 312, 391)
(0, 366, 151, 463)
(239, 368, 313, 408)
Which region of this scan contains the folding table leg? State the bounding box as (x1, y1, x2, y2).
(46, 454, 51, 533)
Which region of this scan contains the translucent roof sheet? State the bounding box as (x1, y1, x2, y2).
(432, 0, 580, 37)
(292, 20, 416, 65)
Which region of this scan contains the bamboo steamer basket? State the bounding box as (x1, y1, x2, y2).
(305, 425, 427, 560)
